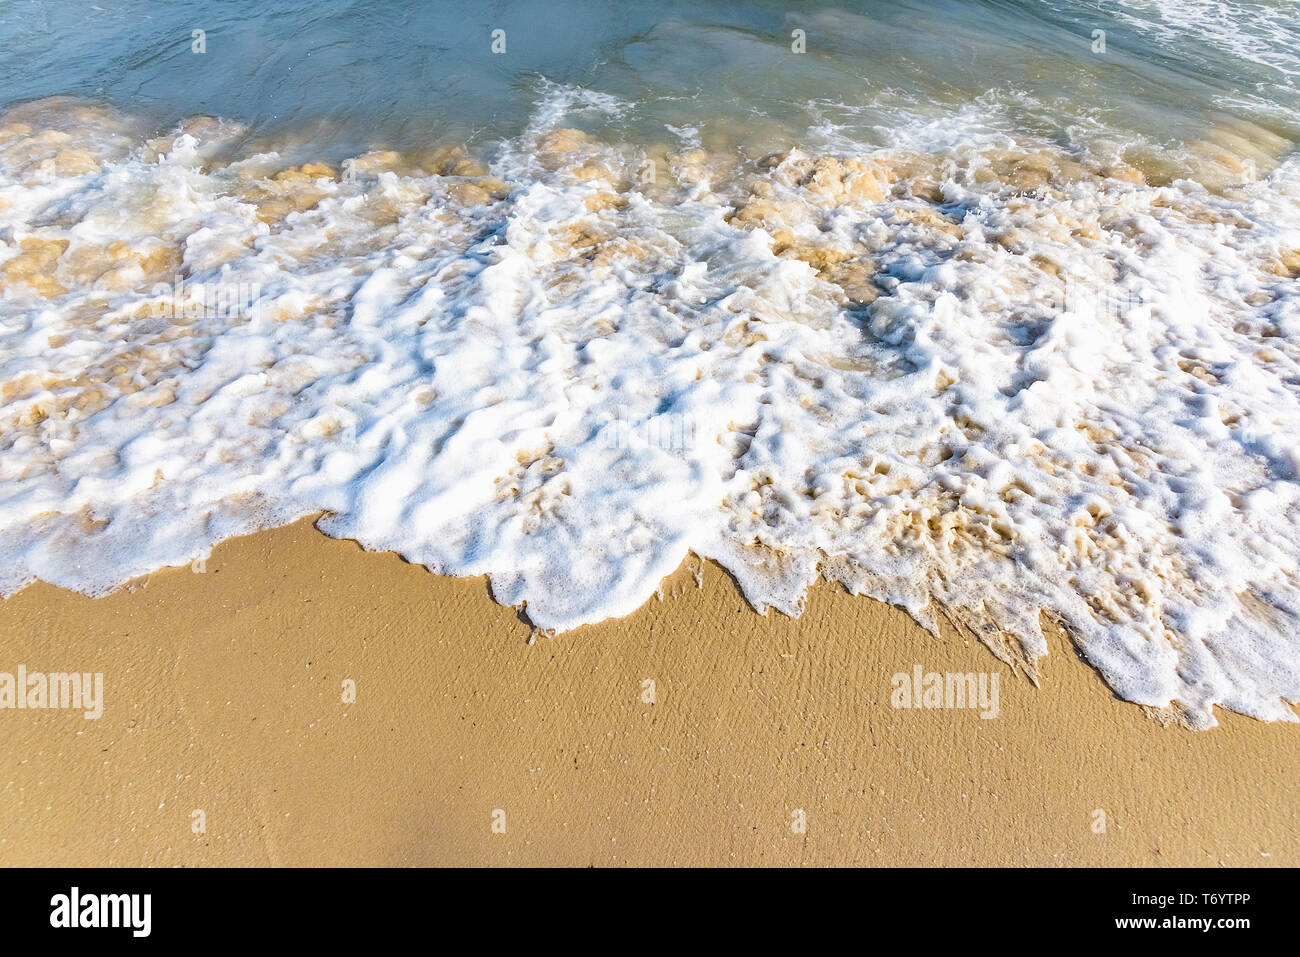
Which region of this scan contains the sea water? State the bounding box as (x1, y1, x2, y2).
(1, 0, 1299, 727)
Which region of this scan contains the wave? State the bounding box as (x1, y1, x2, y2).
(1, 91, 1299, 727)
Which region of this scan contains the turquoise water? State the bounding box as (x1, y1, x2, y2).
(2, 0, 1297, 158)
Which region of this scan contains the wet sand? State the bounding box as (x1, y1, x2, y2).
(0, 516, 1295, 866)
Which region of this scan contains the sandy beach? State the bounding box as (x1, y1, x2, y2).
(0, 516, 1294, 867)
(4, 0, 1300, 894)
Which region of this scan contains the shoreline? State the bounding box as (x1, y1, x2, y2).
(3, 95, 1299, 727)
(0, 516, 1295, 866)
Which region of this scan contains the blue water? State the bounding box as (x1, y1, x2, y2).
(2, 0, 1296, 157)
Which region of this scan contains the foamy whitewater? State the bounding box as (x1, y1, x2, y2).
(2, 0, 1299, 727)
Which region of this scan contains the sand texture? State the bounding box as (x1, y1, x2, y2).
(0, 517, 1295, 866)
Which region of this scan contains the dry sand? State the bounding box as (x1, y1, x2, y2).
(0, 516, 1295, 866)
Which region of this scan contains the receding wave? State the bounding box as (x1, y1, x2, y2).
(1, 88, 1299, 727)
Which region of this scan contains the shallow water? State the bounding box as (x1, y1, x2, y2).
(2, 0, 1297, 157)
(1, 1, 1300, 727)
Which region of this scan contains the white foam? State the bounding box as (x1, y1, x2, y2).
(2, 96, 1299, 727)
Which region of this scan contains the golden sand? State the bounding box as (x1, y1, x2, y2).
(0, 517, 1294, 866)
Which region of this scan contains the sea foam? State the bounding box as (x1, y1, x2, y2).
(1, 94, 1299, 727)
